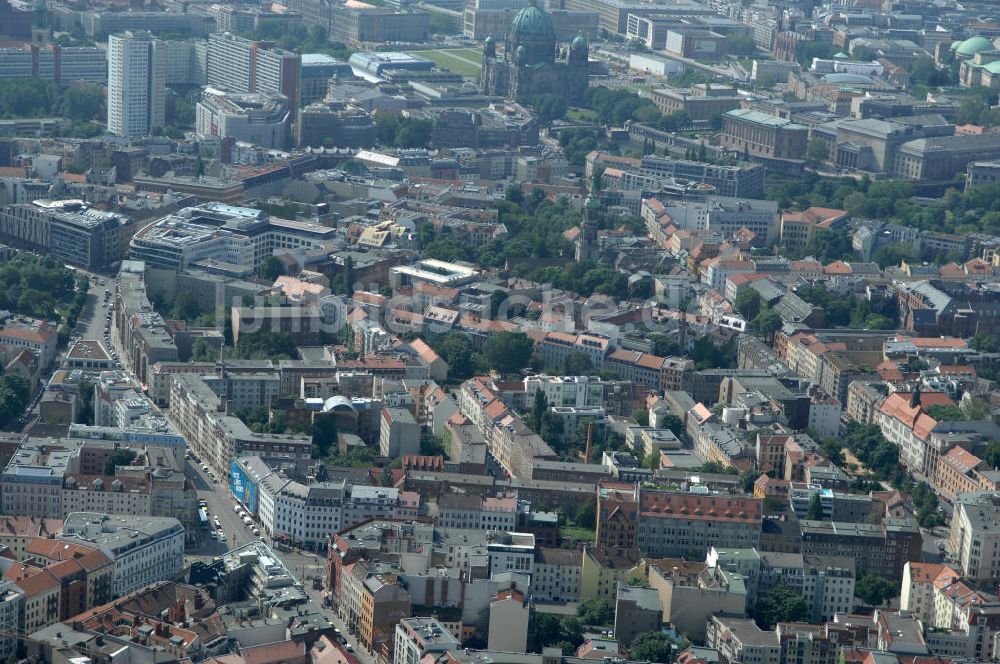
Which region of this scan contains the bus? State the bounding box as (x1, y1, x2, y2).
(199, 507, 210, 529)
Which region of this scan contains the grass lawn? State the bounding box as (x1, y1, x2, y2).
(410, 47, 483, 77)
(560, 526, 596, 542)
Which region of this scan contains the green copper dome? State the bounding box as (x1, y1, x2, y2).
(509, 3, 556, 42)
(572, 34, 588, 50)
(956, 36, 994, 57)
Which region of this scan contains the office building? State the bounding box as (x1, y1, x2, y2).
(128, 202, 337, 272)
(300, 54, 352, 106)
(107, 31, 165, 137)
(196, 88, 290, 150)
(0, 199, 135, 270)
(296, 102, 376, 148)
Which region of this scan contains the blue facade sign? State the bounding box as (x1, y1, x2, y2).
(230, 459, 258, 515)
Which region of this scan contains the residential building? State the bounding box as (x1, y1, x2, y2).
(207, 32, 300, 109)
(58, 513, 184, 596)
(799, 518, 921, 580)
(646, 559, 746, 642)
(107, 32, 165, 137)
(0, 318, 57, 369)
(488, 589, 529, 652)
(379, 407, 420, 458)
(614, 585, 662, 646)
(706, 616, 781, 664)
(949, 492, 1000, 583)
(0, 516, 63, 560)
(580, 545, 641, 602)
(394, 617, 459, 664)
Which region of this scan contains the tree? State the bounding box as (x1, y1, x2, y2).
(430, 332, 474, 380)
(170, 291, 201, 321)
(962, 397, 990, 421)
(855, 574, 898, 607)
(531, 390, 549, 432)
(806, 493, 824, 520)
(873, 242, 915, 268)
(727, 34, 756, 56)
(969, 332, 998, 352)
(806, 138, 828, 165)
(734, 288, 763, 320)
(852, 45, 878, 61)
(662, 413, 683, 438)
(577, 598, 613, 626)
(482, 331, 533, 375)
(233, 331, 299, 360)
(925, 404, 967, 422)
(259, 256, 285, 281)
(60, 82, 105, 123)
(632, 408, 649, 426)
(575, 502, 596, 530)
(103, 449, 137, 475)
(73, 375, 94, 422)
(190, 338, 217, 362)
(562, 351, 593, 376)
(533, 94, 568, 123)
(312, 415, 338, 458)
(751, 308, 782, 342)
(650, 334, 680, 357)
(540, 411, 564, 446)
(985, 440, 1000, 468)
(754, 584, 809, 628)
(629, 632, 672, 662)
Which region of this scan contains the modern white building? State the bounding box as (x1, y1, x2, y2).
(394, 617, 459, 664)
(195, 88, 290, 149)
(0, 581, 24, 660)
(107, 31, 165, 137)
(523, 375, 604, 408)
(58, 512, 185, 596)
(207, 32, 300, 107)
(949, 492, 1000, 583)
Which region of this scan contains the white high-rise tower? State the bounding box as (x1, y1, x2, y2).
(107, 31, 165, 137)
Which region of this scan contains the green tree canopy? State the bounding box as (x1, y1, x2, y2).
(482, 332, 533, 375)
(855, 574, 898, 606)
(754, 584, 809, 628)
(577, 598, 614, 626)
(925, 404, 967, 422)
(806, 493, 824, 520)
(734, 288, 763, 320)
(629, 632, 673, 662)
(104, 449, 138, 475)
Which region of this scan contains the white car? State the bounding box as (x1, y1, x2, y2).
(219, 533, 227, 542)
